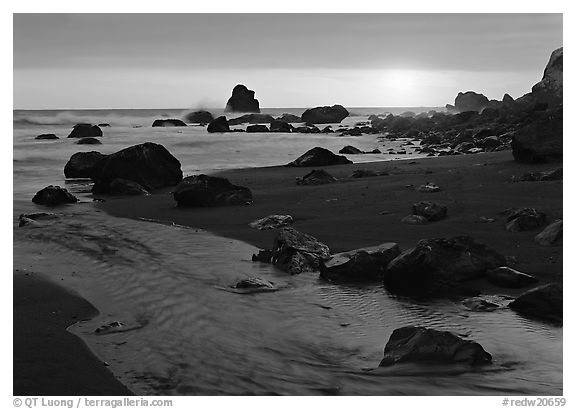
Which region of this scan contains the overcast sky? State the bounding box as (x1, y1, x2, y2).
(13, 13, 562, 109)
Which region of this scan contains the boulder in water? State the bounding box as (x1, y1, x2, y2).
(207, 116, 230, 133)
(76, 137, 102, 145)
(92, 142, 183, 193)
(246, 124, 269, 133)
(271, 227, 330, 275)
(275, 113, 301, 123)
(286, 147, 352, 167)
(67, 124, 103, 138)
(320, 243, 401, 282)
(301, 105, 349, 124)
(152, 119, 187, 127)
(269, 120, 292, 133)
(173, 174, 253, 207)
(379, 326, 492, 366)
(225, 84, 260, 113)
(339, 145, 363, 154)
(509, 282, 562, 324)
(64, 151, 108, 179)
(32, 185, 78, 206)
(35, 133, 59, 140)
(228, 114, 274, 125)
(185, 111, 214, 124)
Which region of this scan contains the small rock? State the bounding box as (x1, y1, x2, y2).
(416, 183, 440, 193)
(484, 267, 538, 288)
(534, 220, 562, 246)
(249, 215, 294, 230)
(412, 201, 447, 221)
(401, 215, 428, 225)
(32, 186, 78, 206)
(296, 169, 337, 186)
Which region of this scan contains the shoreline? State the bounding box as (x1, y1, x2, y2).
(13, 269, 133, 396)
(100, 151, 562, 287)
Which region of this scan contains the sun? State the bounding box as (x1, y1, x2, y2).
(381, 70, 418, 93)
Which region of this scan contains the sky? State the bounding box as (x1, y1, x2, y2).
(13, 13, 563, 109)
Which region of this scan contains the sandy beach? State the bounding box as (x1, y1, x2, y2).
(13, 270, 133, 395)
(101, 151, 562, 289)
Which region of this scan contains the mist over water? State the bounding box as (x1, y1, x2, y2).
(13, 108, 562, 395)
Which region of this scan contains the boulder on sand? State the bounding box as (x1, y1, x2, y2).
(271, 227, 330, 275)
(173, 174, 253, 207)
(67, 124, 103, 138)
(509, 282, 562, 324)
(301, 105, 349, 124)
(320, 243, 401, 282)
(269, 120, 292, 133)
(249, 215, 294, 230)
(504, 208, 546, 232)
(453, 91, 490, 113)
(286, 147, 352, 167)
(484, 267, 538, 288)
(379, 326, 492, 367)
(246, 124, 269, 133)
(384, 236, 506, 293)
(207, 116, 230, 133)
(296, 169, 337, 186)
(92, 142, 182, 194)
(339, 145, 364, 154)
(32, 185, 78, 206)
(225, 84, 260, 113)
(412, 201, 447, 221)
(64, 151, 108, 179)
(275, 113, 301, 123)
(511, 106, 562, 163)
(185, 111, 214, 124)
(228, 114, 274, 125)
(152, 119, 187, 127)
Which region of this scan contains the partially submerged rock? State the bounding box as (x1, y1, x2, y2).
(76, 137, 102, 145)
(92, 142, 183, 194)
(484, 267, 538, 288)
(339, 145, 363, 154)
(64, 151, 107, 179)
(269, 120, 292, 133)
(271, 227, 330, 275)
(504, 208, 546, 232)
(173, 174, 252, 207)
(301, 105, 349, 124)
(509, 282, 562, 324)
(228, 114, 274, 125)
(416, 183, 440, 193)
(207, 116, 230, 133)
(32, 186, 78, 206)
(229, 277, 277, 293)
(320, 243, 401, 282)
(67, 124, 102, 138)
(379, 326, 492, 367)
(534, 220, 562, 246)
(18, 212, 61, 227)
(246, 124, 269, 133)
(109, 178, 150, 196)
(185, 110, 214, 124)
(286, 147, 352, 167)
(249, 215, 294, 230)
(35, 133, 59, 140)
(296, 169, 337, 186)
(152, 119, 187, 127)
(225, 84, 260, 113)
(385, 236, 506, 292)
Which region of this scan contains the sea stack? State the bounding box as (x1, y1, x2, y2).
(225, 84, 260, 113)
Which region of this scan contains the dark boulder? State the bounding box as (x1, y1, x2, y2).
(512, 106, 562, 163)
(320, 243, 401, 282)
(534, 220, 562, 246)
(98, 123, 111, 127)
(228, 114, 274, 125)
(76, 137, 102, 145)
(275, 113, 302, 123)
(35, 133, 59, 140)
(249, 215, 293, 230)
(269, 120, 292, 133)
(185, 111, 214, 124)
(339, 145, 363, 154)
(246, 124, 269, 133)
(401, 215, 429, 225)
(271, 227, 330, 275)
(531, 47, 563, 108)
(301, 105, 349, 124)
(109, 178, 150, 196)
(509, 282, 562, 324)
(515, 168, 562, 182)
(454, 91, 490, 113)
(379, 326, 492, 367)
(173, 174, 252, 207)
(385, 236, 506, 292)
(67, 124, 103, 138)
(294, 126, 320, 134)
(207, 116, 230, 133)
(229, 277, 278, 293)
(32, 186, 78, 206)
(296, 169, 337, 186)
(286, 147, 352, 167)
(251, 249, 273, 263)
(412, 201, 447, 221)
(350, 169, 379, 178)
(505, 208, 546, 232)
(92, 142, 182, 194)
(225, 84, 260, 113)
(64, 151, 108, 179)
(484, 267, 538, 288)
(152, 119, 187, 127)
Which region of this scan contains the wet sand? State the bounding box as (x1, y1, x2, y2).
(101, 151, 562, 285)
(13, 270, 133, 395)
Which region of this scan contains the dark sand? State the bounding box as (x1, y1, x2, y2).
(101, 151, 562, 286)
(13, 270, 133, 396)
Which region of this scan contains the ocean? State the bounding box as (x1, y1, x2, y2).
(13, 108, 562, 395)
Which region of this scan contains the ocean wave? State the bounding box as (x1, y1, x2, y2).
(13, 111, 187, 127)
